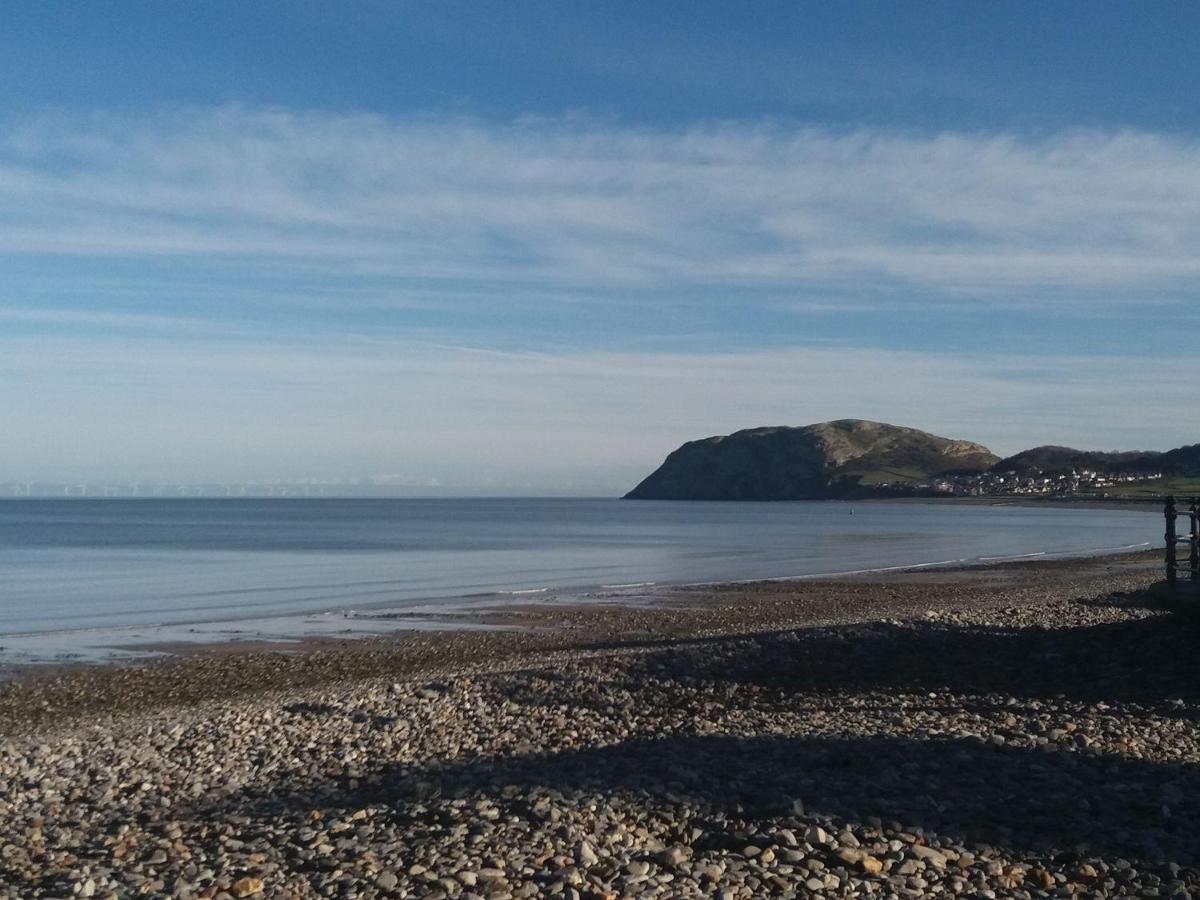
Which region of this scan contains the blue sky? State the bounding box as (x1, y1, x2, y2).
(2, 2, 1199, 492)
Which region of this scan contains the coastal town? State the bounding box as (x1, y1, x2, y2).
(881, 468, 1165, 498)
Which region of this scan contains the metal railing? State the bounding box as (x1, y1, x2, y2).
(1164, 496, 1200, 588)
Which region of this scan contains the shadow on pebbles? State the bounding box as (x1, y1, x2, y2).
(3, 583, 1200, 898)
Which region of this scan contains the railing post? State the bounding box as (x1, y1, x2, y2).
(1165, 496, 1177, 588)
(1191, 498, 1199, 584)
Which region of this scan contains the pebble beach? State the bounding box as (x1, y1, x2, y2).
(3, 551, 1199, 899)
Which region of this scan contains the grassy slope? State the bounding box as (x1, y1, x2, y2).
(854, 467, 929, 486)
(1100, 477, 1200, 499)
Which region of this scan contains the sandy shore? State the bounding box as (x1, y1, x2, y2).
(3, 550, 1199, 898)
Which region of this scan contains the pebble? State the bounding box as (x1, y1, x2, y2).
(376, 870, 399, 890)
(576, 841, 599, 868)
(1, 555, 1196, 899)
(230, 877, 264, 898)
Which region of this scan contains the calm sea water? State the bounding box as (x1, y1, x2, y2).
(0, 499, 1158, 643)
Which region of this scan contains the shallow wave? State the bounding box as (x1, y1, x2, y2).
(676, 540, 1154, 588)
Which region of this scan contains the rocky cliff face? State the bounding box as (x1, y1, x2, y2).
(624, 419, 998, 500)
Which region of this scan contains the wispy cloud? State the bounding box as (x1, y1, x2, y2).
(3, 108, 1197, 486)
(0, 306, 241, 335)
(3, 108, 1200, 301)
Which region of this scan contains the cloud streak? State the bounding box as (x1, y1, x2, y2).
(3, 108, 1197, 486)
(3, 108, 1200, 300)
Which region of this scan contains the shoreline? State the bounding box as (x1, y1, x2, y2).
(3, 546, 1199, 898)
(871, 495, 1166, 512)
(0, 547, 1163, 733)
(0, 529, 1159, 673)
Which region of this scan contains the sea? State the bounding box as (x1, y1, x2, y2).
(0, 498, 1159, 666)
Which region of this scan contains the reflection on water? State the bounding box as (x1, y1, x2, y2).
(0, 498, 1157, 661)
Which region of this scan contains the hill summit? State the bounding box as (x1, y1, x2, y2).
(625, 419, 999, 500)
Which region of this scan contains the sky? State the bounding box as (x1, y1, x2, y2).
(3, 2, 1199, 494)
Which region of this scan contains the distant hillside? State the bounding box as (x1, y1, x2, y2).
(992, 443, 1200, 477)
(625, 419, 998, 501)
(1160, 443, 1200, 476)
(992, 446, 1163, 475)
